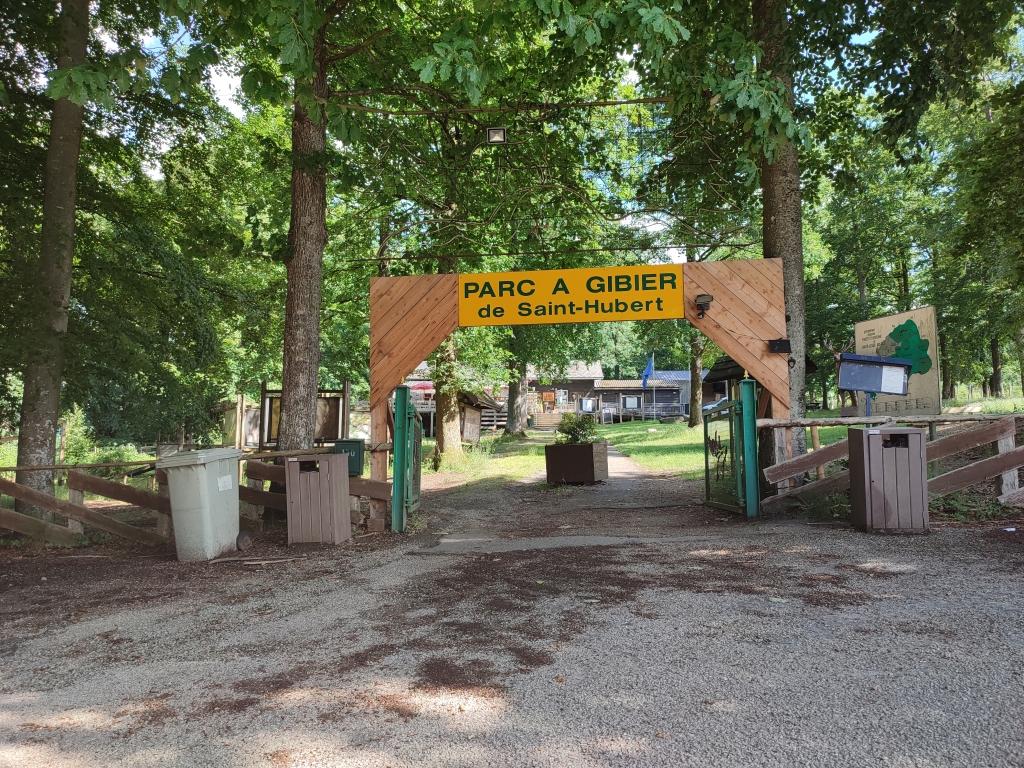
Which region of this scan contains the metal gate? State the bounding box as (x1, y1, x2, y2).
(392, 385, 423, 532)
(703, 378, 759, 517)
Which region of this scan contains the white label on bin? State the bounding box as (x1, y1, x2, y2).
(217, 474, 233, 492)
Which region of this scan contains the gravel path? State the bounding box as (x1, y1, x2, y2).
(1, 444, 1022, 767)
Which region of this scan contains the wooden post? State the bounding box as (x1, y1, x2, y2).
(810, 425, 825, 480)
(342, 380, 351, 439)
(773, 426, 788, 493)
(996, 433, 1019, 497)
(258, 380, 268, 454)
(67, 487, 85, 534)
(928, 421, 939, 477)
(156, 471, 172, 538)
(368, 401, 389, 531)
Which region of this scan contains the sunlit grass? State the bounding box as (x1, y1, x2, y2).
(421, 432, 549, 484)
(595, 420, 707, 478)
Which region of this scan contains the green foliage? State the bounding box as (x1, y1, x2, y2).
(554, 413, 599, 444)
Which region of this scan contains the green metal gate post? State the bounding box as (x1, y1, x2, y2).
(392, 386, 410, 533)
(740, 379, 759, 518)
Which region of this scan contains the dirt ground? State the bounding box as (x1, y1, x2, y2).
(1, 447, 1023, 767)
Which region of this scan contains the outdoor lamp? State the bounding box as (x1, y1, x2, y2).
(695, 293, 714, 319)
(486, 127, 508, 145)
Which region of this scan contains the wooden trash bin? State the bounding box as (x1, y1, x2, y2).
(849, 427, 929, 532)
(285, 454, 352, 545)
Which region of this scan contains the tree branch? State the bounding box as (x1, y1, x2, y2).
(324, 29, 392, 65)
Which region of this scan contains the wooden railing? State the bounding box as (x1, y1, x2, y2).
(762, 415, 1021, 513)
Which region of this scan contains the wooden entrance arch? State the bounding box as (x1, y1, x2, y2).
(364, 260, 790, 525)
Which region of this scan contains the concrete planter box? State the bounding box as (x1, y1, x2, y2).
(545, 442, 608, 484)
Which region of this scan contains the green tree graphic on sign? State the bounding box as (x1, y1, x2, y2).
(876, 320, 932, 376)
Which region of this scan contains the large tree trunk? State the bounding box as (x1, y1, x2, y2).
(1017, 330, 1024, 397)
(990, 338, 1003, 398)
(277, 29, 328, 451)
(432, 336, 463, 468)
(15, 0, 89, 519)
(939, 332, 953, 400)
(754, 0, 806, 455)
(504, 360, 529, 436)
(687, 332, 705, 428)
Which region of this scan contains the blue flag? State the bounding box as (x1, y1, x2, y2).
(641, 355, 654, 390)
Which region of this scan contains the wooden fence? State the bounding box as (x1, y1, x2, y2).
(762, 415, 1022, 514)
(0, 449, 394, 546)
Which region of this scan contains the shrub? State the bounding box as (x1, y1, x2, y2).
(555, 413, 600, 444)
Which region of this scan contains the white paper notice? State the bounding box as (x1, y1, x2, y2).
(880, 366, 906, 395)
(217, 474, 233, 492)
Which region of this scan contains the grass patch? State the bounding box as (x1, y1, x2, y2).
(595, 420, 706, 478)
(421, 432, 549, 485)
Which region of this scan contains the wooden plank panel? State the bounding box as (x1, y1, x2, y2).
(246, 462, 286, 484)
(286, 459, 301, 545)
(909, 432, 926, 528)
(0, 476, 167, 546)
(300, 470, 314, 542)
(369, 276, 438, 343)
(371, 278, 459, 361)
(700, 262, 786, 335)
(684, 264, 789, 405)
(925, 418, 1014, 462)
(370, 290, 459, 384)
(239, 486, 286, 512)
(690, 267, 788, 351)
(746, 260, 786, 310)
(349, 476, 392, 500)
(764, 438, 850, 484)
(895, 446, 912, 528)
(882, 443, 898, 529)
(929, 444, 1024, 497)
(868, 434, 886, 530)
(371, 301, 459, 408)
(0, 506, 81, 546)
(370, 278, 456, 364)
(67, 470, 171, 514)
(330, 456, 349, 543)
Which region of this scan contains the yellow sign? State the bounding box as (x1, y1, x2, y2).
(458, 265, 684, 327)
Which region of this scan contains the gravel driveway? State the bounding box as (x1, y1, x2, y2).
(1, 449, 1022, 767)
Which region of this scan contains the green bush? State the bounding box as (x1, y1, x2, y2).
(555, 413, 600, 445)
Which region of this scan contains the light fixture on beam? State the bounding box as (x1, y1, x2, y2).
(486, 127, 508, 145)
(695, 293, 714, 319)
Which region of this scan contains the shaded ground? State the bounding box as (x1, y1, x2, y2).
(1, 436, 1023, 767)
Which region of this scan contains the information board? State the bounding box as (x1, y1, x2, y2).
(854, 307, 941, 416)
(458, 265, 684, 327)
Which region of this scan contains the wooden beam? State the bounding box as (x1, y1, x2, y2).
(758, 414, 1015, 428)
(929, 444, 1024, 498)
(760, 471, 851, 514)
(0, 477, 167, 547)
(67, 470, 171, 514)
(246, 461, 286, 485)
(0, 506, 81, 546)
(350, 476, 392, 501)
(239, 486, 287, 512)
(764, 438, 850, 484)
(924, 417, 1015, 463)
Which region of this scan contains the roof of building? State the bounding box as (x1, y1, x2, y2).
(527, 361, 604, 381)
(595, 379, 685, 389)
(458, 391, 502, 411)
(653, 369, 707, 382)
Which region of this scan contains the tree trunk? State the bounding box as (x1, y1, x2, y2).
(277, 29, 328, 451)
(753, 0, 806, 455)
(432, 336, 463, 467)
(15, 0, 89, 519)
(990, 338, 1003, 398)
(504, 360, 529, 436)
(982, 379, 989, 398)
(687, 332, 705, 428)
(856, 268, 867, 306)
(1017, 330, 1024, 396)
(939, 332, 953, 400)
